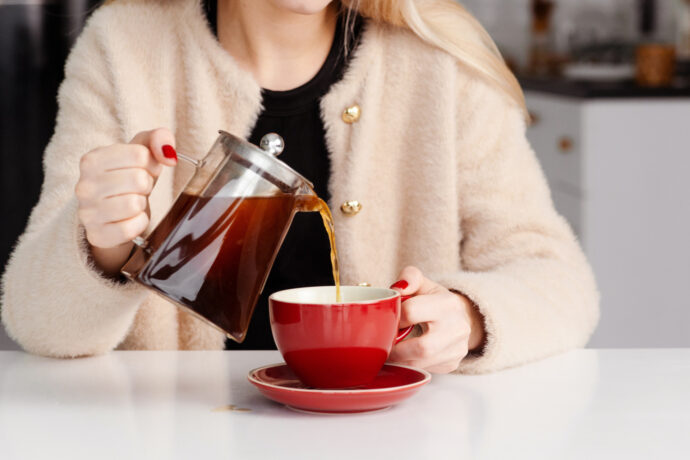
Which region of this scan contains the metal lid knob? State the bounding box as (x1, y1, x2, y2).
(260, 133, 285, 157)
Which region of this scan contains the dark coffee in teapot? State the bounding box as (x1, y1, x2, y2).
(128, 192, 340, 343)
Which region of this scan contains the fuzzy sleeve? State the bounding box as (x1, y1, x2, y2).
(435, 79, 600, 374)
(1, 13, 148, 358)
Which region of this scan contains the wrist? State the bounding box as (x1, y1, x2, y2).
(89, 242, 134, 279)
(455, 292, 486, 352)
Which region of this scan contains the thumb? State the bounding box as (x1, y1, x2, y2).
(390, 265, 438, 296)
(130, 127, 177, 167)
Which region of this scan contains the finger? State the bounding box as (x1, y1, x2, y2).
(130, 127, 177, 166)
(424, 341, 469, 373)
(391, 336, 467, 371)
(398, 293, 448, 328)
(391, 266, 439, 296)
(95, 194, 148, 224)
(88, 213, 150, 248)
(388, 334, 442, 365)
(97, 169, 155, 199)
(84, 144, 162, 177)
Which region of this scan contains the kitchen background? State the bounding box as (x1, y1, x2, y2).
(1, 0, 689, 351)
(463, 0, 679, 71)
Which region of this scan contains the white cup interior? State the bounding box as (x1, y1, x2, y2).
(269, 286, 398, 304)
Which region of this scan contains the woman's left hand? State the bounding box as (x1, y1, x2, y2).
(388, 266, 485, 373)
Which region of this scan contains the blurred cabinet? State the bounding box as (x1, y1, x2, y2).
(526, 92, 690, 347)
(527, 97, 584, 235)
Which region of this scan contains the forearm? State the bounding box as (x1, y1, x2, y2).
(1, 199, 146, 357)
(437, 255, 599, 374)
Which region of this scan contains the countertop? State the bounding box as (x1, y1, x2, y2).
(519, 75, 690, 99)
(1, 349, 688, 459)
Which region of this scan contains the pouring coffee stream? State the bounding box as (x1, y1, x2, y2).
(122, 131, 341, 343)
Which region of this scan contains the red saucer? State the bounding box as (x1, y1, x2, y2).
(248, 363, 431, 414)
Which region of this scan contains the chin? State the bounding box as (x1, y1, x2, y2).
(269, 0, 334, 15)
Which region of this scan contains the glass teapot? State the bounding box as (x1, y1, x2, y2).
(121, 130, 317, 343)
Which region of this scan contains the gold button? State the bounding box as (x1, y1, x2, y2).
(340, 200, 362, 216)
(358, 282, 371, 287)
(342, 104, 361, 124)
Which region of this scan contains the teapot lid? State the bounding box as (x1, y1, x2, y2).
(218, 130, 313, 193)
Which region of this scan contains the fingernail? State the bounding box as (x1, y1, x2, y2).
(390, 280, 409, 290)
(162, 144, 177, 161)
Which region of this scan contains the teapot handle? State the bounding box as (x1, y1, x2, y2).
(176, 152, 204, 168)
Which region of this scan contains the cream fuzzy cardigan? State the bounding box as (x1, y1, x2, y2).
(1, 0, 599, 373)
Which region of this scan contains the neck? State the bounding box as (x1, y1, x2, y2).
(218, 1, 338, 91)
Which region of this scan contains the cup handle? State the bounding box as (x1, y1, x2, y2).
(394, 294, 414, 344)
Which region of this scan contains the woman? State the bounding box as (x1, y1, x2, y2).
(1, 0, 598, 374)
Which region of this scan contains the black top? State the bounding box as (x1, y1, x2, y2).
(201, 1, 362, 349)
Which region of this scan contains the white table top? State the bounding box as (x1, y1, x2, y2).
(0, 349, 688, 460)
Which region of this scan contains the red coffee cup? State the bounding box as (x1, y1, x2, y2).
(269, 286, 413, 389)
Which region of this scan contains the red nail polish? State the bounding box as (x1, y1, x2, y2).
(390, 280, 409, 290)
(162, 144, 177, 161)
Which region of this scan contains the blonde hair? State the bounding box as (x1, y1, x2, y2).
(343, 0, 525, 112)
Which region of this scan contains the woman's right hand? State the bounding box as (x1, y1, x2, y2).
(75, 128, 178, 277)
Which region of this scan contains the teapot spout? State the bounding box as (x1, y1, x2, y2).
(295, 182, 326, 213)
(297, 181, 317, 197)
